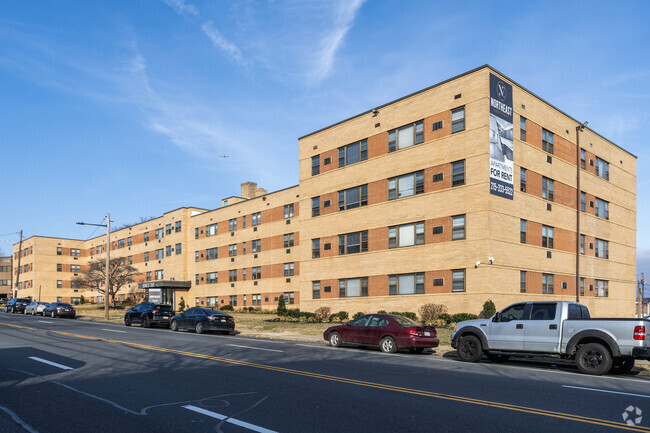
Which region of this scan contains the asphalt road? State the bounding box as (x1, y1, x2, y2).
(0, 312, 648, 433)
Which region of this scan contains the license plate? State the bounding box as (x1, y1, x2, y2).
(161, 317, 169, 320)
(424, 331, 431, 336)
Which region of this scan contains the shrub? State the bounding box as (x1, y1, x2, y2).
(287, 308, 301, 319)
(451, 312, 478, 323)
(418, 303, 448, 324)
(178, 297, 186, 313)
(314, 306, 330, 323)
(337, 311, 349, 321)
(377, 310, 387, 314)
(390, 311, 418, 321)
(220, 304, 234, 311)
(480, 299, 497, 318)
(80, 295, 86, 305)
(352, 311, 364, 319)
(439, 313, 452, 324)
(277, 296, 287, 316)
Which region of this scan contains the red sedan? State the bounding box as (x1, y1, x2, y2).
(323, 313, 439, 353)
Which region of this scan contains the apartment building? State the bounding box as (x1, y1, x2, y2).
(12, 65, 637, 317)
(0, 256, 11, 299)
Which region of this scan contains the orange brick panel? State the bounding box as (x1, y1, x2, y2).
(527, 221, 543, 248)
(367, 179, 387, 206)
(427, 270, 452, 294)
(321, 235, 339, 258)
(427, 217, 451, 244)
(368, 275, 388, 297)
(554, 180, 577, 209)
(367, 132, 388, 159)
(526, 120, 543, 152)
(555, 227, 576, 253)
(368, 227, 387, 252)
(555, 135, 577, 165)
(425, 110, 451, 142)
(426, 163, 451, 192)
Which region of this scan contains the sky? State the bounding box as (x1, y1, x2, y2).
(0, 0, 649, 278)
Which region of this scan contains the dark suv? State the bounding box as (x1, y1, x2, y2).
(3, 298, 31, 313)
(124, 302, 175, 328)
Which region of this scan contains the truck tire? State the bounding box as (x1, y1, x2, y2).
(457, 335, 483, 362)
(575, 343, 613, 375)
(610, 357, 635, 375)
(486, 353, 509, 363)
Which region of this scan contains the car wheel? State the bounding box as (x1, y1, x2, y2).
(576, 343, 613, 375)
(170, 320, 178, 331)
(457, 335, 483, 362)
(51, 311, 56, 318)
(195, 322, 204, 334)
(328, 332, 342, 347)
(380, 336, 397, 353)
(142, 317, 150, 328)
(486, 353, 509, 363)
(124, 316, 131, 327)
(408, 347, 425, 354)
(610, 357, 635, 375)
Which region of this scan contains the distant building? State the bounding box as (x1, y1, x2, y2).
(0, 256, 11, 299)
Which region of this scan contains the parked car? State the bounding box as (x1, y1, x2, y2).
(451, 301, 650, 375)
(24, 301, 50, 315)
(3, 298, 31, 313)
(0, 298, 7, 307)
(323, 313, 439, 353)
(124, 302, 175, 328)
(170, 307, 235, 334)
(43, 302, 76, 318)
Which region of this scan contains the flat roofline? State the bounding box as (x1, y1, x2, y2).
(192, 184, 300, 217)
(298, 64, 636, 159)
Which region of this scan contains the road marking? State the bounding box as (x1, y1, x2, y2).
(226, 344, 283, 353)
(0, 405, 40, 433)
(38, 321, 53, 324)
(101, 329, 127, 333)
(3, 321, 650, 432)
(183, 405, 277, 433)
(562, 385, 650, 399)
(28, 356, 73, 370)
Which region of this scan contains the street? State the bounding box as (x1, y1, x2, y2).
(0, 312, 648, 433)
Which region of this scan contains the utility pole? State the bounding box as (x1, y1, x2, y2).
(14, 230, 23, 299)
(77, 214, 110, 320)
(575, 122, 587, 302)
(639, 273, 645, 318)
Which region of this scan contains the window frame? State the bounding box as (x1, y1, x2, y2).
(388, 120, 424, 152)
(338, 185, 368, 210)
(451, 106, 465, 133)
(388, 171, 424, 200)
(542, 129, 554, 154)
(339, 139, 368, 166)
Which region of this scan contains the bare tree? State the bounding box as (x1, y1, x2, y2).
(72, 257, 138, 305)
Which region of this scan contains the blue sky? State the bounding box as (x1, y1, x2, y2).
(0, 0, 649, 277)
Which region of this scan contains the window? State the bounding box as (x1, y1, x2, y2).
(207, 272, 218, 284)
(57, 247, 62, 255)
(451, 160, 465, 186)
(252, 212, 261, 226)
(312, 197, 320, 217)
(166, 224, 172, 235)
(520, 168, 527, 192)
(166, 245, 172, 256)
(580, 149, 586, 169)
(312, 281, 321, 299)
(312, 239, 320, 258)
(229, 295, 237, 307)
(229, 218, 237, 231)
(118, 239, 125, 248)
(156, 249, 164, 260)
(520, 117, 526, 141)
(229, 270, 237, 282)
(339, 139, 368, 166)
(338, 185, 368, 210)
(542, 177, 554, 201)
(57, 264, 62, 272)
(452, 269, 465, 292)
(580, 277, 585, 296)
(206, 223, 218, 236)
(388, 171, 424, 200)
(595, 157, 609, 180)
(312, 155, 320, 175)
(595, 198, 609, 219)
(284, 233, 294, 248)
(57, 280, 62, 288)
(242, 216, 246, 228)
(580, 192, 586, 212)
(90, 248, 94, 256)
(229, 244, 237, 257)
(338, 231, 368, 254)
(339, 277, 368, 297)
(595, 238, 609, 259)
(284, 263, 294, 276)
(71, 265, 81, 273)
(389, 273, 425, 295)
(432, 172, 444, 183)
(251, 239, 261, 253)
(155, 228, 164, 239)
(451, 107, 465, 133)
(71, 248, 81, 257)
(388, 121, 423, 152)
(580, 234, 585, 254)
(175, 243, 181, 254)
(155, 269, 164, 280)
(194, 251, 199, 262)
(127, 237, 132, 247)
(452, 215, 466, 240)
(284, 204, 294, 219)
(389, 222, 425, 248)
(520, 271, 526, 293)
(145, 252, 150, 262)
(242, 268, 247, 280)
(242, 242, 247, 254)
(530, 304, 557, 321)
(206, 247, 218, 260)
(144, 232, 150, 242)
(542, 129, 554, 154)
(175, 221, 181, 232)
(252, 294, 261, 306)
(252, 267, 261, 280)
(284, 292, 295, 305)
(595, 280, 608, 297)
(542, 225, 554, 249)
(542, 273, 554, 294)
(127, 255, 132, 265)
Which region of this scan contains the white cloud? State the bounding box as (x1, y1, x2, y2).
(161, 0, 198, 17)
(201, 21, 245, 65)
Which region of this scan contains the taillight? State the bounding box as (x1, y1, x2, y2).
(152, 309, 159, 314)
(634, 326, 646, 340)
(407, 328, 418, 336)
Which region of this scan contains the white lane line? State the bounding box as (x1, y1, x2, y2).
(28, 356, 73, 371)
(183, 405, 277, 433)
(226, 344, 283, 353)
(296, 343, 329, 349)
(562, 385, 650, 399)
(0, 405, 40, 433)
(38, 321, 53, 324)
(101, 329, 127, 333)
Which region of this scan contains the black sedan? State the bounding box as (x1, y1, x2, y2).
(43, 302, 76, 318)
(170, 307, 235, 335)
(3, 298, 30, 313)
(124, 302, 175, 328)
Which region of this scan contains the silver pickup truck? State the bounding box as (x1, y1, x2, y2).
(450, 301, 650, 375)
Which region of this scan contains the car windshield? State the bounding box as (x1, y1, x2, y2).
(392, 315, 420, 326)
(59, 303, 73, 307)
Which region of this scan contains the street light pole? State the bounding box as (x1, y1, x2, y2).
(77, 213, 111, 320)
(575, 121, 587, 303)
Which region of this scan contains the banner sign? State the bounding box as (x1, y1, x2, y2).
(489, 73, 514, 199)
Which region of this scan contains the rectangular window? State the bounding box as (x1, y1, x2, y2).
(206, 223, 218, 236)
(229, 218, 237, 231)
(595, 197, 609, 219)
(252, 212, 261, 226)
(145, 272, 151, 282)
(284, 262, 294, 276)
(194, 251, 199, 262)
(229, 295, 237, 307)
(338, 231, 368, 254)
(388, 171, 424, 200)
(389, 273, 425, 295)
(156, 249, 164, 260)
(520, 271, 526, 293)
(229, 244, 237, 257)
(542, 273, 554, 294)
(242, 216, 246, 228)
(542, 177, 554, 201)
(389, 222, 425, 248)
(542, 225, 554, 249)
(251, 239, 261, 253)
(520, 220, 527, 243)
(56, 263, 62, 272)
(520, 168, 527, 192)
(128, 256, 132, 264)
(175, 221, 181, 232)
(242, 242, 247, 254)
(595, 238, 609, 259)
(57, 280, 62, 288)
(145, 252, 150, 262)
(57, 247, 62, 255)
(71, 248, 81, 257)
(595, 157, 609, 180)
(451, 107, 465, 133)
(195, 228, 199, 239)
(206, 247, 218, 260)
(118, 239, 125, 249)
(165, 245, 172, 257)
(595, 280, 608, 297)
(127, 237, 132, 246)
(144, 232, 150, 242)
(452, 160, 465, 186)
(284, 204, 294, 219)
(452, 215, 466, 240)
(339, 139, 368, 166)
(312, 238, 320, 258)
(388, 121, 424, 152)
(155, 228, 164, 239)
(338, 277, 368, 297)
(312, 281, 321, 299)
(312, 155, 320, 175)
(165, 224, 172, 235)
(284, 233, 295, 248)
(252, 266, 261, 280)
(580, 234, 585, 254)
(580, 277, 585, 296)
(229, 270, 237, 282)
(155, 270, 164, 280)
(242, 268, 247, 280)
(207, 272, 218, 284)
(71, 265, 81, 273)
(542, 129, 554, 154)
(580, 149, 586, 169)
(580, 192, 586, 212)
(252, 294, 261, 306)
(175, 243, 181, 254)
(312, 197, 320, 217)
(283, 292, 295, 305)
(452, 269, 465, 292)
(90, 248, 94, 256)
(338, 185, 368, 210)
(520, 117, 526, 141)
